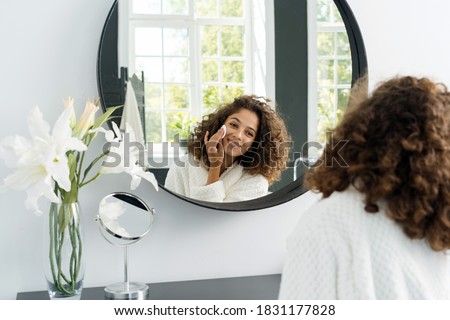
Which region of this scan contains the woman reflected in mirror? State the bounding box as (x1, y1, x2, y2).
(164, 95, 291, 202)
(279, 75, 450, 299)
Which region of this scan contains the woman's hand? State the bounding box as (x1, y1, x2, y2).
(204, 126, 226, 169)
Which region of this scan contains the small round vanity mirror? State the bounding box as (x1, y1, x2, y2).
(97, 192, 155, 300)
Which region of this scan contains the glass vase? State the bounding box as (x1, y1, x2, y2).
(44, 202, 85, 300)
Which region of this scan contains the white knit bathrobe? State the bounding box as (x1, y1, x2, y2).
(279, 187, 450, 299)
(164, 154, 268, 202)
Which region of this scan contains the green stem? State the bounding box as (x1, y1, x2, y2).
(56, 224, 71, 285)
(80, 150, 109, 186)
(80, 172, 102, 188)
(76, 151, 86, 189)
(48, 201, 81, 295)
(69, 215, 77, 291)
(74, 220, 83, 283)
(48, 203, 58, 288)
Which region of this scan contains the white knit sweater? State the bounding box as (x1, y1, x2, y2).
(164, 154, 268, 202)
(278, 187, 450, 299)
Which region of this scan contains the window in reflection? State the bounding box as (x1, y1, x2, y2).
(132, 0, 189, 15)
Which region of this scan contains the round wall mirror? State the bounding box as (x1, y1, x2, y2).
(97, 0, 367, 211)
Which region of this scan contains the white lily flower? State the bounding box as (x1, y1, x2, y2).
(99, 198, 130, 237)
(0, 106, 87, 214)
(0, 135, 31, 168)
(92, 122, 158, 191)
(89, 120, 121, 143)
(64, 96, 76, 129)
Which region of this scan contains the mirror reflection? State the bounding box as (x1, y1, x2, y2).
(98, 192, 154, 244)
(98, 0, 354, 204)
(164, 95, 290, 202)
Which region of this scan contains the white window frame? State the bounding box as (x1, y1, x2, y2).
(307, 0, 351, 145)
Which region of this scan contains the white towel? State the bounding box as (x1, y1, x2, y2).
(120, 81, 145, 145)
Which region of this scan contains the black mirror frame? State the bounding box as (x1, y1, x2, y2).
(96, 0, 368, 211)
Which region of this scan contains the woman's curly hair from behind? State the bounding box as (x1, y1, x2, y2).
(187, 95, 291, 185)
(306, 75, 450, 251)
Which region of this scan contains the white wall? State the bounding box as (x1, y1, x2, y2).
(2, 0, 450, 300)
(347, 0, 450, 87)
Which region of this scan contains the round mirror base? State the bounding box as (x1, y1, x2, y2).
(104, 282, 149, 300)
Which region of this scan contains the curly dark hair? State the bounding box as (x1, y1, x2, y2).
(187, 95, 291, 185)
(306, 75, 450, 251)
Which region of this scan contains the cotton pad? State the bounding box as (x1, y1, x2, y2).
(220, 125, 227, 139)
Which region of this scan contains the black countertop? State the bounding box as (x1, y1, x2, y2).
(17, 274, 281, 300)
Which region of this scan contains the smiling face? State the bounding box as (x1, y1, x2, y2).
(222, 108, 260, 160)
